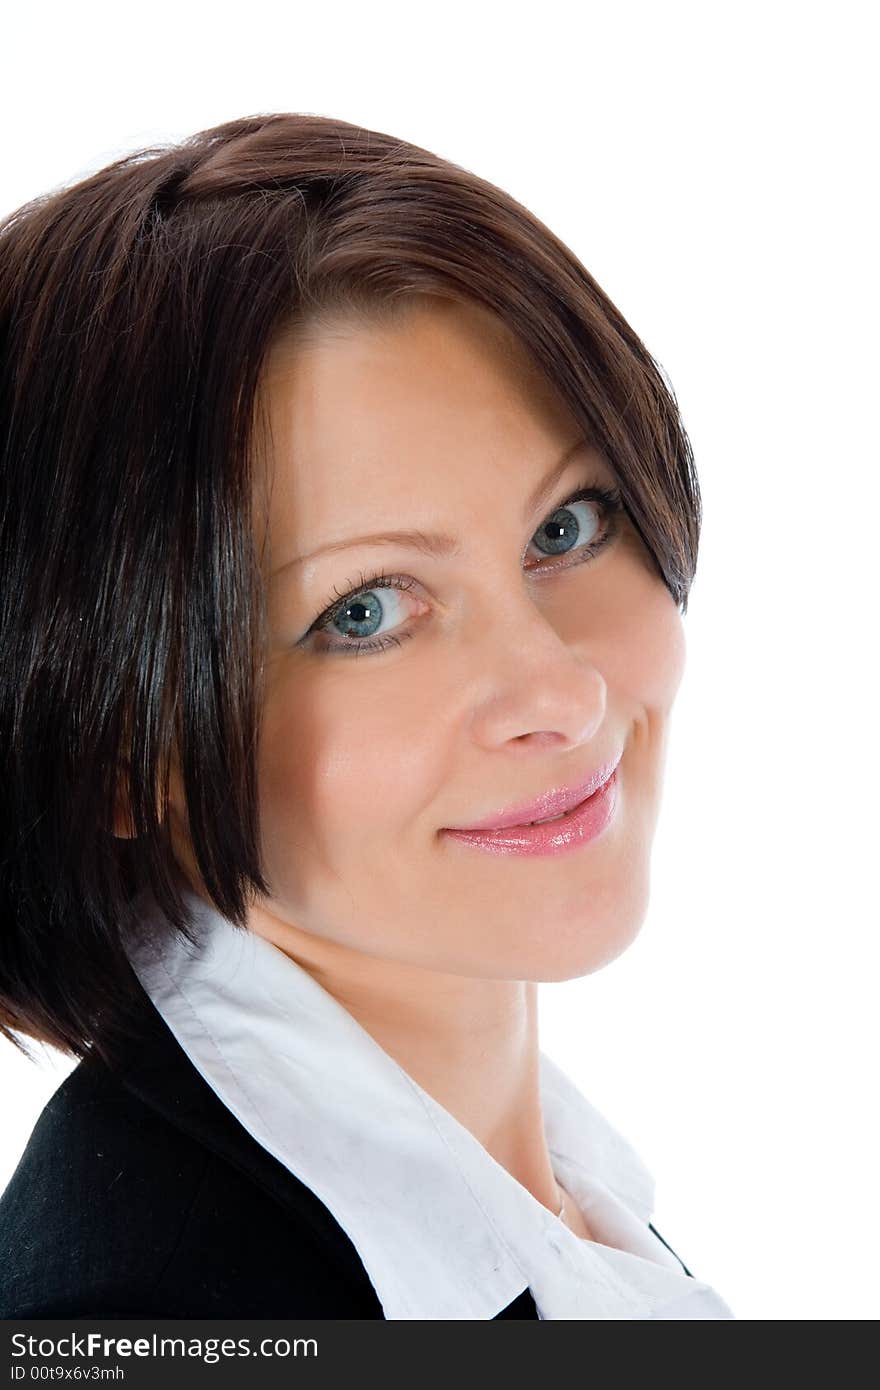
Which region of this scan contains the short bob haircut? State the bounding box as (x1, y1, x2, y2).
(0, 112, 701, 1068)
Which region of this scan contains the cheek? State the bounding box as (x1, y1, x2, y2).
(600, 566, 687, 716)
(608, 578, 687, 862)
(257, 664, 430, 860)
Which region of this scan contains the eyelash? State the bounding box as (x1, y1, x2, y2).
(300, 479, 624, 658)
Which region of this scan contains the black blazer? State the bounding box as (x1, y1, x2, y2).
(0, 971, 540, 1320)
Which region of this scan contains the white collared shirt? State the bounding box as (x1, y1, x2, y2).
(124, 888, 734, 1320)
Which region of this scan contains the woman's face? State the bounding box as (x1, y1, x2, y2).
(185, 297, 685, 982)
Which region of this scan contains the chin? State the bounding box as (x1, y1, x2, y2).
(444, 901, 649, 984)
(490, 869, 651, 982)
(533, 922, 646, 982)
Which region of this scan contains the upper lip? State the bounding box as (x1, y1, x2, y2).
(444, 752, 622, 832)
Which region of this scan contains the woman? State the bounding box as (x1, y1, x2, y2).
(0, 112, 733, 1319)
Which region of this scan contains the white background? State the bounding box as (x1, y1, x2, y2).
(2, 0, 877, 1321)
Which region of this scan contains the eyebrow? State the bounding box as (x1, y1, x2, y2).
(271, 436, 592, 577)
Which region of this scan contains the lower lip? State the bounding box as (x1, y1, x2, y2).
(441, 768, 619, 858)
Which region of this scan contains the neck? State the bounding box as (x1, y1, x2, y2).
(248, 906, 562, 1216)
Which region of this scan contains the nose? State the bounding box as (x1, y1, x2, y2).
(463, 593, 607, 754)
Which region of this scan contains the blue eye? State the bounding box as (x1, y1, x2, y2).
(300, 481, 624, 658)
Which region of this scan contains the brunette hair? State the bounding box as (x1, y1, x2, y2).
(0, 112, 701, 1065)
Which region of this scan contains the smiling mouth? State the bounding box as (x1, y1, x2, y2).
(523, 808, 572, 826)
(443, 751, 622, 835)
(516, 767, 618, 827)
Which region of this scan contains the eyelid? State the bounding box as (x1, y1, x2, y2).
(524, 479, 621, 558)
(302, 476, 623, 641)
(303, 569, 417, 642)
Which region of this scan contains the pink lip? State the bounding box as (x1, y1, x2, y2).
(441, 766, 620, 857)
(444, 753, 622, 832)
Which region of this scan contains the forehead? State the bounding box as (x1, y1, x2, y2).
(253, 298, 598, 563)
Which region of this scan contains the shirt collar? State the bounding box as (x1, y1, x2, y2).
(124, 887, 732, 1320)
